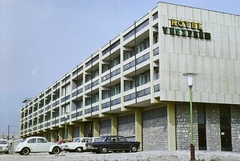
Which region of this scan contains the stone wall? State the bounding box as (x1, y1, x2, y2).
(231, 105, 240, 152)
(175, 103, 198, 150)
(118, 114, 135, 137)
(142, 116, 168, 150)
(205, 104, 221, 151)
(99, 119, 111, 136)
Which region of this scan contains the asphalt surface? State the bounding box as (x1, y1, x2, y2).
(0, 150, 240, 161)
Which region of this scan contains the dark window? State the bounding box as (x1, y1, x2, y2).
(143, 107, 167, 121)
(118, 114, 135, 125)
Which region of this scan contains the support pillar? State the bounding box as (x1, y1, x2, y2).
(135, 110, 142, 151)
(93, 120, 99, 137)
(58, 129, 63, 141)
(111, 115, 118, 135)
(68, 125, 73, 140)
(79, 123, 85, 137)
(167, 102, 176, 150)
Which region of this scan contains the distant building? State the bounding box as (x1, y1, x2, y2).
(20, 2, 240, 152)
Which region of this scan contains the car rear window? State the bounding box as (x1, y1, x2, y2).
(0, 140, 7, 144)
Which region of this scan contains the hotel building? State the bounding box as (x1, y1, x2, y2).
(20, 2, 240, 152)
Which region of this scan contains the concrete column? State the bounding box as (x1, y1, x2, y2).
(135, 110, 142, 150)
(79, 123, 85, 137)
(111, 115, 118, 135)
(93, 120, 99, 137)
(167, 102, 176, 150)
(68, 125, 73, 140)
(58, 129, 63, 140)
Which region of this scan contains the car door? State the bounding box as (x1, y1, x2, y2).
(36, 138, 49, 152)
(28, 138, 38, 152)
(117, 136, 130, 150)
(109, 136, 118, 150)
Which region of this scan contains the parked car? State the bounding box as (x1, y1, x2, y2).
(85, 137, 100, 151)
(0, 139, 9, 154)
(15, 136, 56, 155)
(86, 135, 140, 154)
(49, 137, 91, 154)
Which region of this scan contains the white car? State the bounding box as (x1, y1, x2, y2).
(49, 137, 92, 154)
(15, 136, 56, 155)
(0, 139, 9, 154)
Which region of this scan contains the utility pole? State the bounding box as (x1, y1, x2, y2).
(8, 125, 10, 140)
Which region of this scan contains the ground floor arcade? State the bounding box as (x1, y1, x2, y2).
(38, 102, 240, 152)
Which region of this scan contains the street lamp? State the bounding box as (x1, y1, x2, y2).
(183, 73, 197, 161)
(64, 113, 68, 140)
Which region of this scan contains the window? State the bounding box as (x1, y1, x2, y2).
(124, 50, 133, 61)
(92, 93, 99, 103)
(62, 84, 70, 96)
(102, 64, 110, 73)
(137, 71, 150, 86)
(92, 69, 99, 78)
(139, 74, 147, 86)
(85, 98, 91, 106)
(124, 80, 133, 91)
(111, 56, 120, 67)
(153, 34, 158, 44)
(37, 138, 46, 143)
(111, 84, 120, 96)
(118, 136, 127, 142)
(28, 139, 36, 143)
(85, 75, 91, 82)
(154, 68, 159, 80)
(135, 38, 149, 54)
(61, 104, 70, 114)
(102, 90, 110, 99)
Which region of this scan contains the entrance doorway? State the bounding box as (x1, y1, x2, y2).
(220, 105, 232, 151)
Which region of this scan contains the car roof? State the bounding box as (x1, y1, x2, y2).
(0, 139, 8, 141)
(25, 136, 46, 139)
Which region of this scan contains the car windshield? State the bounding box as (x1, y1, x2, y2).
(0, 140, 7, 144)
(21, 139, 26, 143)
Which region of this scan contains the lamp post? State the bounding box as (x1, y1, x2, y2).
(64, 113, 68, 140)
(183, 73, 197, 161)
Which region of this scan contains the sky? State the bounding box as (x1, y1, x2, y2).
(0, 0, 239, 136)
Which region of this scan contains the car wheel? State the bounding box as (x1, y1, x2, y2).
(130, 146, 137, 152)
(21, 147, 30, 155)
(75, 147, 83, 152)
(5, 151, 9, 154)
(100, 147, 108, 154)
(52, 147, 61, 154)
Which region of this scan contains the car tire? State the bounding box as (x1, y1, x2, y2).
(52, 146, 61, 154)
(75, 147, 83, 152)
(130, 146, 137, 152)
(5, 151, 9, 154)
(21, 147, 30, 155)
(100, 147, 108, 154)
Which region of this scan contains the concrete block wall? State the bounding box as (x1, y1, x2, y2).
(142, 116, 168, 150)
(231, 105, 240, 152)
(205, 104, 221, 151)
(175, 103, 198, 150)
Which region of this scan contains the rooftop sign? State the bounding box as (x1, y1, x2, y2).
(162, 19, 211, 40)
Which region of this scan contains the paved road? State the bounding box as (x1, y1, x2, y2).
(0, 150, 240, 161)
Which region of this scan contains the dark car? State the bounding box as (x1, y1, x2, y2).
(86, 135, 140, 154)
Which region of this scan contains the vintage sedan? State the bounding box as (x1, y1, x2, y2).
(15, 136, 56, 155)
(86, 135, 140, 154)
(0, 139, 9, 154)
(49, 137, 91, 154)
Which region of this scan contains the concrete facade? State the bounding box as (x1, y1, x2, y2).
(20, 2, 240, 152)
